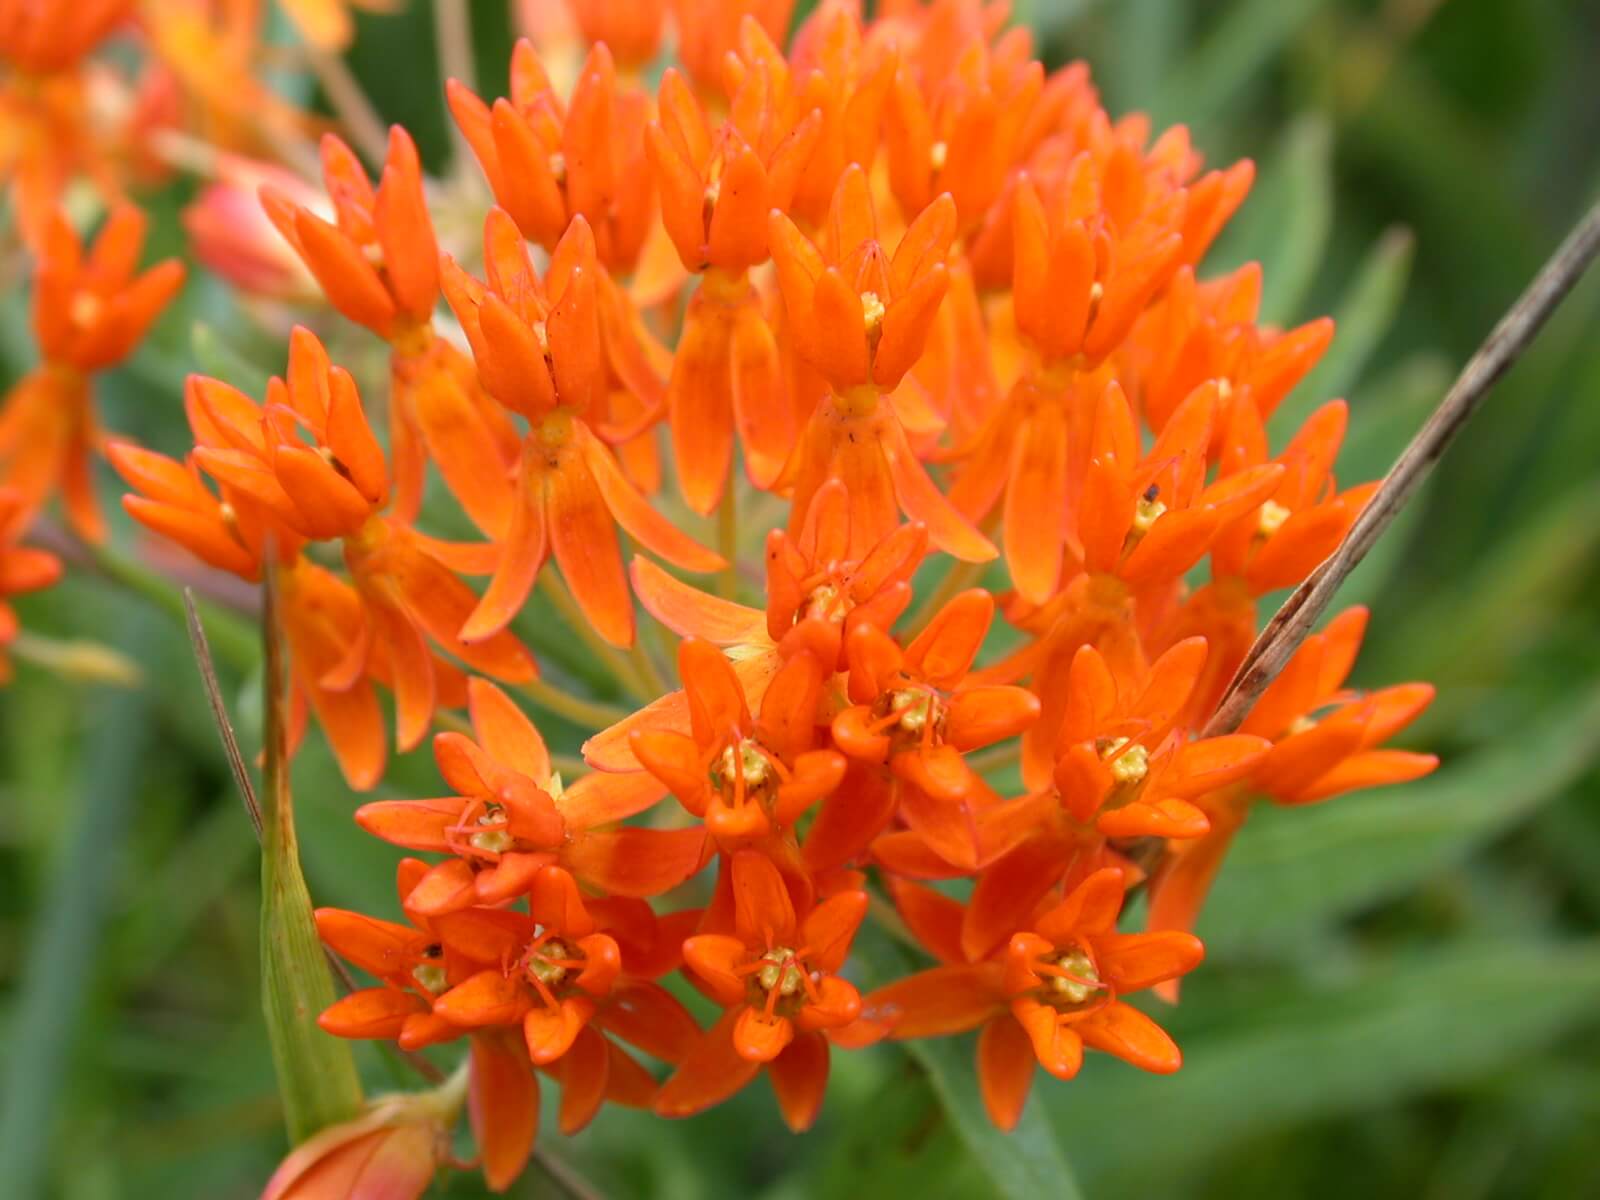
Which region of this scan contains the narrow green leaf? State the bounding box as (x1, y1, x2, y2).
(1050, 941, 1600, 1189)
(259, 566, 364, 1143)
(1277, 226, 1415, 434)
(1207, 114, 1334, 325)
(1152, 0, 1330, 128)
(0, 686, 148, 1198)
(1104, 0, 1185, 115)
(1198, 685, 1600, 954)
(191, 321, 272, 396)
(854, 930, 1084, 1200)
(900, 1035, 1084, 1200)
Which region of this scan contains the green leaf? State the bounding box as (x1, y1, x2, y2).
(1278, 226, 1415, 434)
(1207, 114, 1334, 325)
(259, 568, 364, 1143)
(1049, 940, 1600, 1190)
(191, 321, 272, 397)
(853, 929, 1084, 1200)
(1152, 0, 1331, 128)
(900, 1035, 1084, 1200)
(0, 686, 149, 1197)
(1198, 685, 1600, 954)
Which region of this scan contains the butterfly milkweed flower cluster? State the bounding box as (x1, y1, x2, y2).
(0, 0, 1441, 1194)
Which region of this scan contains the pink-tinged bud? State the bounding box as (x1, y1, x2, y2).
(183, 157, 322, 303)
(259, 1094, 451, 1200)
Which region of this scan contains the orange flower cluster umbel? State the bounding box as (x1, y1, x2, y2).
(5, 0, 1437, 1191)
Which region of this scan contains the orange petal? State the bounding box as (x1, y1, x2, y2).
(470, 1032, 539, 1192)
(1076, 1001, 1181, 1073)
(864, 963, 1005, 1039)
(767, 1032, 829, 1133)
(978, 1015, 1037, 1131)
(579, 423, 725, 573)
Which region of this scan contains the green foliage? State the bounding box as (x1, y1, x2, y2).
(2, 2, 1598, 1197)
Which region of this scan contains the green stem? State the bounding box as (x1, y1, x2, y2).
(260, 564, 365, 1143)
(966, 741, 1021, 778)
(628, 639, 670, 698)
(904, 558, 990, 639)
(716, 482, 741, 601)
(537, 572, 652, 702)
(517, 676, 631, 731)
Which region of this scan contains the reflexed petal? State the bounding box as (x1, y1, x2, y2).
(655, 1010, 762, 1119)
(767, 1032, 829, 1133)
(555, 1025, 610, 1134)
(865, 964, 1005, 1039)
(1077, 1001, 1182, 1073)
(978, 1015, 1037, 1131)
(470, 1031, 539, 1192)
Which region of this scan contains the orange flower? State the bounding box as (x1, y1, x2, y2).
(355, 679, 705, 911)
(564, 0, 666, 69)
(644, 53, 823, 510)
(260, 1093, 449, 1200)
(770, 168, 994, 561)
(428, 865, 696, 1067)
(766, 1, 896, 229)
(442, 209, 723, 648)
(317, 857, 478, 1050)
(1124, 264, 1333, 440)
(823, 589, 1040, 871)
(656, 849, 864, 1129)
(879, 11, 1046, 236)
(1239, 607, 1437, 806)
(318, 861, 681, 1189)
(668, 0, 795, 93)
(182, 154, 322, 302)
(865, 867, 1201, 1129)
(632, 638, 843, 843)
(183, 328, 538, 749)
(450, 40, 654, 275)
(0, 0, 132, 247)
(0, 204, 184, 541)
(581, 480, 927, 776)
(1145, 608, 1438, 975)
(1048, 639, 1268, 840)
(263, 129, 520, 531)
(277, 0, 400, 54)
(1163, 399, 1378, 720)
(0, 487, 63, 682)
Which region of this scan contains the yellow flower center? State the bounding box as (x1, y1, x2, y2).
(468, 802, 514, 854)
(1100, 737, 1149, 785)
(860, 290, 886, 334)
(755, 947, 806, 997)
(1045, 949, 1102, 1007)
(1257, 499, 1292, 538)
(525, 938, 575, 988)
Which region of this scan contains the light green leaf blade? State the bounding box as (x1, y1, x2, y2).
(1198, 685, 1600, 954)
(901, 1035, 1084, 1200)
(1049, 941, 1600, 1190)
(1153, 0, 1330, 128)
(854, 931, 1084, 1200)
(1207, 113, 1334, 325)
(1277, 226, 1415, 433)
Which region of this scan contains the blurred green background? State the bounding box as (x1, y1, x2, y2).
(3, 0, 1600, 1196)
